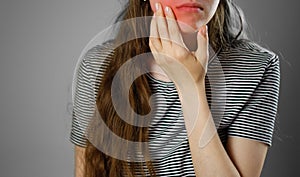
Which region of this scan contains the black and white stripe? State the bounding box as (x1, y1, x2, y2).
(70, 40, 280, 176)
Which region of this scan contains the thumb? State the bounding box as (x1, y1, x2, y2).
(195, 25, 209, 71)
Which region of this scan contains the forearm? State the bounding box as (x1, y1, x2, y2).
(177, 81, 240, 177)
(75, 146, 86, 177)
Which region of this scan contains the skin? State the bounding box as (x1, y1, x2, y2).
(74, 1, 269, 176)
(149, 1, 269, 177)
(149, 0, 219, 33)
(75, 146, 85, 177)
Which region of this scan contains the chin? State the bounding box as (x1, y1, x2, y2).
(177, 19, 205, 33)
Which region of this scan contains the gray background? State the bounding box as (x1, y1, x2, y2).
(0, 0, 298, 176)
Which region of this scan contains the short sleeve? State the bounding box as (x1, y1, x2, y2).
(227, 54, 280, 146)
(70, 56, 96, 147)
(70, 44, 113, 147)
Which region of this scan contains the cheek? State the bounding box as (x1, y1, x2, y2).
(207, 0, 220, 20)
(149, 0, 219, 32)
(149, 0, 193, 25)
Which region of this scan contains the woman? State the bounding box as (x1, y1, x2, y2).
(70, 0, 280, 176)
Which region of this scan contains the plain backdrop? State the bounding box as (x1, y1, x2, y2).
(0, 0, 299, 176)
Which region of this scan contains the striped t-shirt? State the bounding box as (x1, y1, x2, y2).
(70, 40, 280, 176)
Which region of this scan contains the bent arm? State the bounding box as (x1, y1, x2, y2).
(179, 83, 269, 177)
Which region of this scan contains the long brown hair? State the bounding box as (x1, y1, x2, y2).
(85, 0, 247, 176)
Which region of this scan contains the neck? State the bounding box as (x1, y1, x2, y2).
(181, 31, 198, 51)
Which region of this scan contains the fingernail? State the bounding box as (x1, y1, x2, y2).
(165, 6, 171, 14)
(155, 3, 160, 11)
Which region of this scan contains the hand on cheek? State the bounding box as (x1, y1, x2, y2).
(150, 2, 209, 85)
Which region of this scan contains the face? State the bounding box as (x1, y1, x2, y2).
(149, 0, 220, 33)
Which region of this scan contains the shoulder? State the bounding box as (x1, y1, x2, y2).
(212, 40, 280, 92)
(74, 41, 115, 86)
(217, 39, 279, 71)
(72, 41, 115, 100)
(80, 41, 115, 72)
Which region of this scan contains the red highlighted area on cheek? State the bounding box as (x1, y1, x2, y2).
(150, 0, 205, 32)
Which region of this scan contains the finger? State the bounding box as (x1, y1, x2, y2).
(150, 14, 162, 50)
(195, 25, 209, 70)
(164, 6, 185, 47)
(155, 3, 171, 47)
